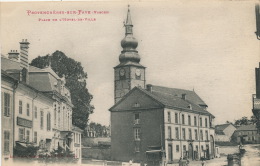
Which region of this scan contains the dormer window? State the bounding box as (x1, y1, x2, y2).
(133, 103, 140, 108)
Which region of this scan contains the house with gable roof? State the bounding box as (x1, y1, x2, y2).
(109, 6, 216, 164)
(110, 85, 216, 163)
(215, 123, 237, 143)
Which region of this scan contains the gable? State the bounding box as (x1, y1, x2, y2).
(110, 88, 163, 111)
(223, 124, 236, 136)
(215, 124, 230, 131)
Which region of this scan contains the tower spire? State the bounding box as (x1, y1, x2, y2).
(125, 5, 133, 35)
(119, 5, 140, 63)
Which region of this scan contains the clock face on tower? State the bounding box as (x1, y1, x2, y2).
(135, 69, 141, 77)
(120, 69, 125, 76)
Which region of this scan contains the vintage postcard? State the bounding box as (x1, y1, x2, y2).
(1, 0, 259, 166)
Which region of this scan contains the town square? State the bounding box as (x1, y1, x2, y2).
(1, 1, 260, 166)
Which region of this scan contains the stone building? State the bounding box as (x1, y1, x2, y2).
(109, 7, 216, 164)
(232, 125, 260, 144)
(1, 70, 17, 158)
(215, 123, 236, 142)
(1, 39, 82, 160)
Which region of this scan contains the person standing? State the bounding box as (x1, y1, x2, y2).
(129, 159, 133, 166)
(201, 159, 206, 166)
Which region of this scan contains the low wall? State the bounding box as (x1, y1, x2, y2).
(82, 147, 111, 160)
(219, 146, 239, 156)
(216, 142, 238, 146)
(82, 137, 111, 147)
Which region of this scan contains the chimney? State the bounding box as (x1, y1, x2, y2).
(19, 39, 30, 70)
(182, 94, 186, 100)
(21, 68, 29, 83)
(146, 84, 153, 92)
(8, 50, 19, 60)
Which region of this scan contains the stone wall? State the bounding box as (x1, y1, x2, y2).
(82, 147, 111, 160)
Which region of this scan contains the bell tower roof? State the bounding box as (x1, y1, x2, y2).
(125, 5, 133, 30)
(119, 5, 140, 64)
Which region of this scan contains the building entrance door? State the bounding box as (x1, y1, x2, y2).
(188, 143, 193, 160)
(168, 144, 173, 162)
(210, 135, 214, 158)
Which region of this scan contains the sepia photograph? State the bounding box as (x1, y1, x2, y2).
(1, 0, 260, 166)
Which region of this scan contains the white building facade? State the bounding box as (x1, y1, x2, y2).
(1, 40, 82, 161)
(164, 108, 215, 161)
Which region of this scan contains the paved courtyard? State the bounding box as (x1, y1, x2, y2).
(80, 144, 260, 166)
(168, 144, 260, 166)
(2, 144, 259, 166)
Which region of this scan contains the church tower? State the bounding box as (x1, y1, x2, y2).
(114, 6, 146, 103)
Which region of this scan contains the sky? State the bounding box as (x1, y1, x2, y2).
(1, 1, 259, 126)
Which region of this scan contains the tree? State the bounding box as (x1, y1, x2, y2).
(249, 115, 257, 125)
(234, 117, 249, 126)
(30, 50, 94, 129)
(234, 115, 257, 126)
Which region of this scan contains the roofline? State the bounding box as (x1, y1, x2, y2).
(29, 65, 61, 80)
(139, 87, 214, 117)
(164, 105, 214, 117)
(72, 126, 84, 133)
(109, 87, 215, 118)
(109, 87, 164, 111)
(215, 123, 235, 128)
(2, 71, 55, 103)
(18, 82, 55, 103)
(235, 129, 257, 131)
(29, 70, 61, 81)
(149, 84, 208, 106)
(1, 70, 19, 83)
(110, 106, 164, 112)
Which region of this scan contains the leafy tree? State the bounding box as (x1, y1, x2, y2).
(30, 50, 94, 129)
(249, 115, 257, 125)
(234, 117, 249, 126)
(234, 115, 257, 126)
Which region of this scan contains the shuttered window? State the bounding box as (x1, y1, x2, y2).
(4, 93, 10, 117)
